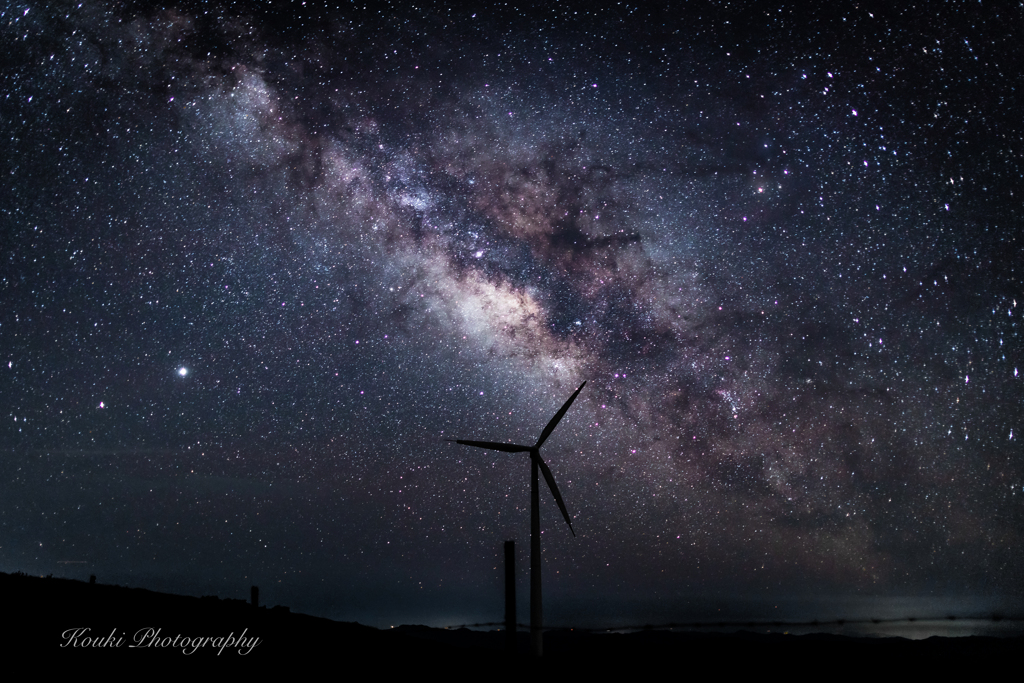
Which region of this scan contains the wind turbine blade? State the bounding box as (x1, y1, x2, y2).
(534, 451, 575, 537)
(535, 381, 586, 449)
(449, 439, 532, 453)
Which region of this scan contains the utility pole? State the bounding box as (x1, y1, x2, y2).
(505, 540, 516, 656)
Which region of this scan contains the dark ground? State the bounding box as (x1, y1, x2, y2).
(3, 571, 1017, 676)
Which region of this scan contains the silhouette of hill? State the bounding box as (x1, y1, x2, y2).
(3, 572, 1019, 675)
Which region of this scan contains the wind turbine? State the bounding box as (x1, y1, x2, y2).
(448, 381, 586, 657)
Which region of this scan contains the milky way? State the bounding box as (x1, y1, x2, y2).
(2, 1, 1022, 626)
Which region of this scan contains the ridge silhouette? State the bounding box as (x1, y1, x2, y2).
(5, 572, 1021, 673)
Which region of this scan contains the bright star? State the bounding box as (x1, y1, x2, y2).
(178, 367, 188, 377)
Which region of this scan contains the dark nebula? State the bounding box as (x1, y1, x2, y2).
(2, 1, 1021, 627)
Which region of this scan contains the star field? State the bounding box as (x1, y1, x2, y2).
(1, 1, 1022, 626)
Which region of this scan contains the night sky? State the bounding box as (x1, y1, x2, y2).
(2, 1, 1022, 629)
